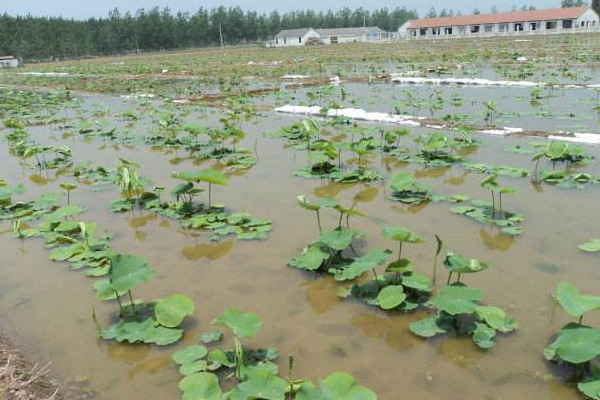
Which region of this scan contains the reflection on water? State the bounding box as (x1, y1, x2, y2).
(302, 275, 341, 314)
(444, 171, 469, 186)
(181, 239, 233, 260)
(352, 186, 379, 205)
(479, 228, 515, 251)
(437, 336, 485, 369)
(415, 167, 451, 179)
(351, 311, 421, 353)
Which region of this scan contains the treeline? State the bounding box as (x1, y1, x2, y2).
(0, 6, 417, 60)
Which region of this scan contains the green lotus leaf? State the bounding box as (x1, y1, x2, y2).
(443, 252, 489, 274)
(174, 169, 227, 185)
(100, 318, 182, 345)
(318, 228, 361, 251)
(179, 372, 221, 400)
(545, 323, 600, 364)
(109, 254, 154, 293)
(555, 282, 600, 318)
(212, 308, 262, 338)
(432, 284, 482, 315)
(579, 239, 600, 252)
(172, 345, 208, 365)
(333, 249, 391, 281)
(155, 294, 194, 328)
(382, 226, 425, 243)
(289, 245, 329, 271)
(472, 322, 496, 349)
(385, 258, 414, 273)
(578, 377, 600, 400)
(297, 195, 321, 211)
(410, 315, 451, 338)
(228, 369, 287, 400)
(402, 271, 432, 292)
(199, 331, 222, 344)
(319, 372, 377, 400)
(376, 285, 407, 310)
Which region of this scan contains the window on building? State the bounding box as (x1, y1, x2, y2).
(284, 37, 287, 43)
(299, 36, 302, 43)
(470, 25, 480, 33)
(546, 21, 557, 29)
(444, 27, 453, 35)
(432, 28, 440, 35)
(563, 19, 573, 29)
(499, 23, 508, 32)
(420, 28, 427, 36)
(514, 23, 523, 31)
(275, 38, 279, 44)
(530, 22, 537, 30)
(484, 24, 493, 33)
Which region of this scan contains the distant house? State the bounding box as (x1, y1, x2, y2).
(400, 7, 599, 39)
(270, 26, 384, 47)
(316, 27, 384, 44)
(0, 56, 19, 68)
(273, 28, 320, 47)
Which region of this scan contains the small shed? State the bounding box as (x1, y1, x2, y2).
(0, 56, 19, 68)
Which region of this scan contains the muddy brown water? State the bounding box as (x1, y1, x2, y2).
(0, 92, 600, 400)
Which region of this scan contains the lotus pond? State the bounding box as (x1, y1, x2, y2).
(1, 36, 600, 400)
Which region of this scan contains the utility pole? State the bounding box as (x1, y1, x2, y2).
(219, 22, 224, 48)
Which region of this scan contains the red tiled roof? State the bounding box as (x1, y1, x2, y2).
(408, 7, 589, 29)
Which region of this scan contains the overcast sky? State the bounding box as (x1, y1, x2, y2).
(1, 0, 562, 19)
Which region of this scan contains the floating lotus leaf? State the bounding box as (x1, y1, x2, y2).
(319, 372, 377, 400)
(228, 369, 287, 400)
(545, 323, 600, 364)
(579, 239, 600, 252)
(155, 294, 194, 328)
(212, 308, 261, 338)
(578, 376, 600, 400)
(179, 372, 221, 400)
(289, 245, 329, 271)
(376, 285, 407, 310)
(409, 315, 452, 338)
(555, 282, 600, 318)
(389, 170, 416, 192)
(472, 322, 497, 349)
(333, 249, 391, 281)
(173, 345, 208, 365)
(432, 284, 482, 315)
(475, 306, 517, 332)
(100, 318, 183, 345)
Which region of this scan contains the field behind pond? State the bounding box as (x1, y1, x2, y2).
(1, 34, 600, 400)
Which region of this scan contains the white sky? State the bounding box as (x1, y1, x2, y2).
(1, 0, 562, 19)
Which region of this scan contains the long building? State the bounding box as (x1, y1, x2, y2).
(399, 7, 600, 39)
(270, 27, 384, 47)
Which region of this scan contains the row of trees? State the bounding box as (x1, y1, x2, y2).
(0, 6, 417, 60)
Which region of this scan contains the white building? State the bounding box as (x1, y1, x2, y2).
(0, 56, 19, 68)
(270, 26, 384, 47)
(400, 7, 599, 39)
(272, 28, 321, 47)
